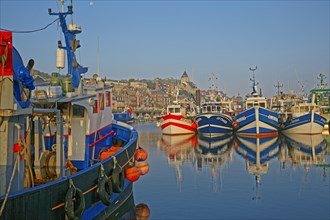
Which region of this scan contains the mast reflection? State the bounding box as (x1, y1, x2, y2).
(234, 135, 280, 200)
(195, 134, 234, 192)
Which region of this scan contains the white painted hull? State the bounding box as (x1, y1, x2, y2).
(160, 116, 196, 135)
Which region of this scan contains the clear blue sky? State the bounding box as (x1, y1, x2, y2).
(1, 0, 329, 97)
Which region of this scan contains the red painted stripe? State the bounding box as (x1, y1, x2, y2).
(86, 123, 112, 137)
(88, 130, 116, 147)
(161, 121, 196, 132)
(162, 114, 184, 121)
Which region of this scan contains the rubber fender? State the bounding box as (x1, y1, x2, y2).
(97, 175, 113, 206)
(111, 166, 125, 193)
(65, 186, 85, 220)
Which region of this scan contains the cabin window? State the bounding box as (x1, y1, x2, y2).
(72, 105, 85, 118)
(260, 103, 266, 108)
(93, 100, 99, 113)
(106, 91, 111, 107)
(99, 93, 105, 110)
(247, 103, 253, 109)
(169, 108, 174, 113)
(175, 108, 180, 113)
(217, 106, 221, 112)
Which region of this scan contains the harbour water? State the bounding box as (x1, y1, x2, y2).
(116, 122, 330, 219)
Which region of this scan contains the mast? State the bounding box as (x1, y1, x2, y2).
(249, 66, 259, 96)
(48, 0, 88, 88)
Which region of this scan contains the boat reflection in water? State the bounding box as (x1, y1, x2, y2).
(234, 135, 280, 200)
(279, 134, 328, 170)
(195, 135, 234, 191)
(160, 134, 196, 183)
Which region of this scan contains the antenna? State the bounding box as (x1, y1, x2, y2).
(317, 73, 327, 89)
(97, 36, 100, 75)
(298, 81, 306, 98)
(274, 81, 283, 97)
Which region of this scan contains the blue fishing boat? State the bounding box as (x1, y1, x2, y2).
(280, 102, 327, 134)
(0, 2, 145, 219)
(195, 102, 233, 135)
(195, 74, 234, 136)
(233, 67, 278, 137)
(114, 108, 134, 124)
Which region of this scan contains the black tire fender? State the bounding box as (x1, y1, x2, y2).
(97, 175, 113, 206)
(65, 186, 85, 220)
(111, 167, 125, 193)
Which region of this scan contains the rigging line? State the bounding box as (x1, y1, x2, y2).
(0, 18, 60, 34)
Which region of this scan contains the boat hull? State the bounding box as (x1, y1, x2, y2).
(281, 111, 326, 134)
(0, 124, 138, 220)
(195, 113, 233, 135)
(234, 107, 278, 137)
(161, 114, 196, 135)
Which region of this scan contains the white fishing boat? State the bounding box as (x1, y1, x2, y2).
(159, 89, 196, 135)
(280, 102, 327, 134)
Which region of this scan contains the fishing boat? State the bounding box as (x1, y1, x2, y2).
(310, 73, 330, 134)
(0, 2, 144, 219)
(280, 102, 327, 134)
(113, 108, 134, 124)
(194, 102, 233, 135)
(194, 74, 234, 135)
(159, 89, 197, 135)
(233, 67, 278, 137)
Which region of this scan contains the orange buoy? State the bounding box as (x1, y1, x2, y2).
(134, 148, 148, 161)
(125, 166, 141, 182)
(135, 161, 150, 175)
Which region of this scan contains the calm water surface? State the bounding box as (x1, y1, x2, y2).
(128, 123, 330, 220)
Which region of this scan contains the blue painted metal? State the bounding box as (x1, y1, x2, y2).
(195, 102, 233, 135)
(49, 9, 88, 88)
(234, 107, 278, 135)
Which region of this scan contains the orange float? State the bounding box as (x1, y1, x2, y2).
(135, 161, 149, 175)
(134, 148, 148, 161)
(100, 146, 122, 160)
(125, 166, 141, 182)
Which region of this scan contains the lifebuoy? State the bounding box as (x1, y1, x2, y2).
(65, 186, 85, 220)
(111, 167, 125, 193)
(97, 175, 113, 206)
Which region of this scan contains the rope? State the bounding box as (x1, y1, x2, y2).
(0, 18, 60, 34)
(112, 148, 135, 171)
(0, 153, 20, 216)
